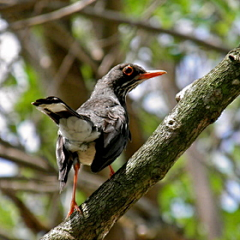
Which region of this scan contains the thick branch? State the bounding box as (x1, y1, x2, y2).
(41, 46, 240, 240)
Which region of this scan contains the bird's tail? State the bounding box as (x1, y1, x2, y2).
(32, 96, 90, 125)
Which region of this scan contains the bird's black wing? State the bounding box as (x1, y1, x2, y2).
(90, 104, 130, 173)
(56, 135, 78, 192)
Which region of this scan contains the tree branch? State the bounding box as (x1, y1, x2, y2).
(42, 22, 98, 73)
(80, 7, 230, 54)
(0, 176, 58, 193)
(40, 46, 240, 239)
(2, 189, 50, 233)
(0, 139, 55, 173)
(6, 0, 96, 30)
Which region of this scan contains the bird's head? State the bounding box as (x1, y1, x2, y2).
(103, 63, 167, 101)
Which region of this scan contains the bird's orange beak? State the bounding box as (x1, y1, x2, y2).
(138, 70, 167, 80)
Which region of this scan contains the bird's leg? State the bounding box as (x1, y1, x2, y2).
(109, 165, 115, 177)
(67, 162, 81, 218)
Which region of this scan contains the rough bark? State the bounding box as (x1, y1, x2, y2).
(40, 46, 240, 239)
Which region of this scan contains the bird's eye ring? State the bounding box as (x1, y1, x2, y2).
(123, 66, 134, 76)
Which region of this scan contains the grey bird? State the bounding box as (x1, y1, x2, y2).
(32, 63, 166, 217)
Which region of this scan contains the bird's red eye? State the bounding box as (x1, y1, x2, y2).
(123, 66, 134, 76)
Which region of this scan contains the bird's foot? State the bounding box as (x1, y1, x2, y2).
(66, 200, 81, 218)
(109, 165, 115, 177)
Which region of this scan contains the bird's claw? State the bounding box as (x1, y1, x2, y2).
(66, 201, 81, 218)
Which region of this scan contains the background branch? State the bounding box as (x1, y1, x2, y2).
(3, 3, 229, 54)
(0, 140, 55, 173)
(7, 0, 96, 30)
(81, 7, 230, 54)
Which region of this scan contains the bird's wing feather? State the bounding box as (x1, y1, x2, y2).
(91, 106, 130, 172)
(56, 135, 78, 192)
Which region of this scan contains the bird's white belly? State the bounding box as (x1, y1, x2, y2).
(64, 138, 96, 166)
(77, 142, 96, 166)
(64, 141, 96, 166)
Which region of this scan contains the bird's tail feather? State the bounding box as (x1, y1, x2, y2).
(32, 96, 90, 125)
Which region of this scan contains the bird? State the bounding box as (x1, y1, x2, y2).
(32, 63, 166, 217)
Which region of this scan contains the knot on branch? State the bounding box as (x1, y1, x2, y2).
(165, 116, 180, 131)
(175, 84, 193, 102)
(228, 51, 240, 64)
